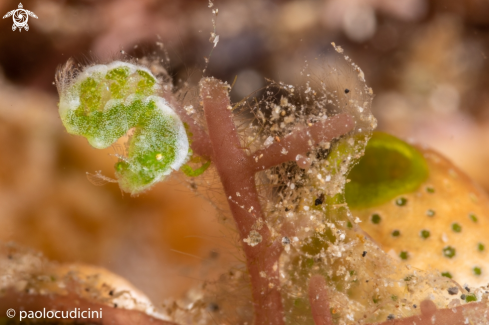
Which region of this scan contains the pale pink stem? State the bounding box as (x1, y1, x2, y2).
(308, 275, 333, 325)
(200, 78, 284, 325)
(251, 114, 355, 172)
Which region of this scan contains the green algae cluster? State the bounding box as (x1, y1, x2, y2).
(58, 62, 189, 194)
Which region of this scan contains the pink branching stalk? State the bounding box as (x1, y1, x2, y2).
(197, 77, 355, 325)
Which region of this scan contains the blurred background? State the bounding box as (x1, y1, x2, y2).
(1, 0, 488, 305)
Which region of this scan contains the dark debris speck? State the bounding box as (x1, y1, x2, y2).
(387, 314, 395, 320)
(315, 194, 324, 206)
(448, 287, 459, 295)
(344, 89, 350, 94)
(362, 251, 367, 257)
(460, 294, 466, 300)
(208, 302, 219, 312)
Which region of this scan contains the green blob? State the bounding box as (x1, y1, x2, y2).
(399, 251, 409, 260)
(441, 272, 453, 279)
(470, 214, 478, 223)
(478, 243, 485, 252)
(473, 267, 482, 276)
(452, 223, 462, 233)
(466, 294, 477, 302)
(345, 132, 428, 209)
(371, 213, 381, 224)
(106, 66, 130, 99)
(420, 229, 430, 239)
(392, 230, 400, 237)
(426, 186, 435, 193)
(395, 197, 408, 206)
(181, 160, 211, 177)
(443, 246, 456, 258)
(426, 209, 436, 217)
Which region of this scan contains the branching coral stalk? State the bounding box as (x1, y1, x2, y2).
(199, 77, 355, 325)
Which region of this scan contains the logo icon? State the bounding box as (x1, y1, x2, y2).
(2, 3, 38, 32)
(6, 308, 16, 318)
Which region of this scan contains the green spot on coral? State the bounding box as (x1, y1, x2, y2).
(345, 132, 429, 209)
(443, 246, 456, 258)
(426, 186, 435, 193)
(420, 230, 430, 239)
(392, 230, 400, 237)
(399, 251, 409, 260)
(441, 272, 452, 279)
(426, 209, 435, 217)
(469, 214, 478, 223)
(478, 243, 485, 252)
(371, 214, 381, 224)
(473, 267, 482, 276)
(452, 223, 462, 233)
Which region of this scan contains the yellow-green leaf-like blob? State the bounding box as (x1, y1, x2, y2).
(345, 132, 429, 208)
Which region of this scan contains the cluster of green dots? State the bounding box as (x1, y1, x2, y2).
(58, 61, 189, 194)
(473, 267, 482, 276)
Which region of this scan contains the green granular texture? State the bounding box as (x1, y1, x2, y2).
(59, 64, 186, 194)
(345, 132, 428, 209)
